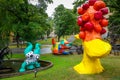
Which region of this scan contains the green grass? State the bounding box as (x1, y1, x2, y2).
(1, 54, 120, 80)
(8, 38, 52, 49)
(37, 38, 52, 45)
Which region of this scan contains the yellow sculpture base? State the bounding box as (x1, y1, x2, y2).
(74, 39, 111, 74)
(74, 57, 104, 74)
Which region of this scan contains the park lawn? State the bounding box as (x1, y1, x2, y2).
(1, 54, 120, 80)
(8, 38, 52, 49)
(38, 35, 71, 45)
(9, 35, 78, 49)
(9, 37, 65, 49)
(37, 38, 52, 45)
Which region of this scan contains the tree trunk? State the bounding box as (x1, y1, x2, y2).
(16, 33, 20, 48)
(58, 36, 61, 42)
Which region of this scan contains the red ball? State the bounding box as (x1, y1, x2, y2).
(100, 7, 108, 15)
(94, 11, 103, 20)
(82, 3, 89, 10)
(77, 7, 85, 15)
(84, 22, 94, 31)
(100, 28, 106, 34)
(88, 0, 97, 6)
(100, 19, 108, 27)
(93, 1, 106, 11)
(79, 31, 85, 39)
(77, 17, 83, 26)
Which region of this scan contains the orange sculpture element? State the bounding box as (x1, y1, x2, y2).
(74, 0, 111, 74)
(51, 38, 72, 55)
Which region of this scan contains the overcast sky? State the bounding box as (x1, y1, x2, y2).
(46, 0, 74, 17)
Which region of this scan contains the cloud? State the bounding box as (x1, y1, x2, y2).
(46, 0, 74, 17)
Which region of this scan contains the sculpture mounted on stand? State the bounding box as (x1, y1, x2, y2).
(19, 42, 41, 72)
(51, 38, 72, 55)
(74, 0, 111, 74)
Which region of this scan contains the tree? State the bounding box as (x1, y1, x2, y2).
(53, 4, 78, 41)
(104, 0, 120, 34)
(0, 0, 53, 48)
(46, 17, 54, 38)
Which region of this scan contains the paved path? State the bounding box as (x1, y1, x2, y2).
(41, 45, 52, 54)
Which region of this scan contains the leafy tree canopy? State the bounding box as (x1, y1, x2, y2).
(53, 4, 78, 41)
(0, 0, 53, 47)
(104, 0, 120, 34)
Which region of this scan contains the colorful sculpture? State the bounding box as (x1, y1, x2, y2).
(74, 0, 111, 74)
(19, 42, 41, 72)
(51, 38, 72, 55)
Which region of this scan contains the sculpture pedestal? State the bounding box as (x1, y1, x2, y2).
(74, 39, 111, 74)
(74, 54, 104, 74)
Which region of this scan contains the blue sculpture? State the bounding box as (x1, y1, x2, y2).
(19, 42, 41, 72)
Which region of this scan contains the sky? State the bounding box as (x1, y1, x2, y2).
(46, 0, 75, 17)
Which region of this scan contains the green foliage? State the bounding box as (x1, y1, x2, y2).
(0, 0, 53, 47)
(104, 0, 120, 34)
(45, 17, 54, 37)
(38, 38, 52, 45)
(53, 4, 78, 41)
